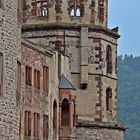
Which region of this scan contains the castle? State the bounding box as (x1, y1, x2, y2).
(0, 0, 126, 139)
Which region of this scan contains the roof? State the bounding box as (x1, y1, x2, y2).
(58, 74, 76, 90)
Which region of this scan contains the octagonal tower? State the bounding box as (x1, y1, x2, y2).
(22, 0, 126, 140)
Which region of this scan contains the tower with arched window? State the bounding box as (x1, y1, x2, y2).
(21, 0, 126, 140)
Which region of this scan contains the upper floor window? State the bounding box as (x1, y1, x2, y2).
(106, 45, 112, 74)
(68, 0, 84, 17)
(70, 7, 81, 17)
(0, 53, 3, 95)
(25, 66, 32, 86)
(43, 66, 49, 93)
(34, 69, 40, 89)
(31, 0, 48, 17)
(98, 0, 104, 22)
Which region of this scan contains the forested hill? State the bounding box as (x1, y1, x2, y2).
(118, 55, 140, 140)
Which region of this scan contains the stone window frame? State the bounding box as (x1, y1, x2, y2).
(98, 0, 104, 22)
(106, 88, 113, 112)
(61, 98, 70, 126)
(43, 114, 49, 138)
(34, 112, 40, 138)
(106, 45, 112, 74)
(68, 0, 84, 17)
(31, 0, 49, 17)
(43, 65, 49, 93)
(24, 111, 32, 136)
(34, 69, 41, 89)
(25, 66, 32, 86)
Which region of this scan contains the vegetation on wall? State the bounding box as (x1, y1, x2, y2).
(118, 55, 140, 140)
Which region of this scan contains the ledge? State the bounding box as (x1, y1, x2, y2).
(76, 120, 127, 131)
(22, 23, 120, 39)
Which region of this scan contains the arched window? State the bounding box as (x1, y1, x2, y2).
(35, 0, 48, 17)
(70, 6, 81, 17)
(38, 6, 48, 17)
(106, 88, 112, 112)
(106, 45, 112, 74)
(69, 0, 83, 17)
(61, 98, 70, 126)
(98, 0, 104, 22)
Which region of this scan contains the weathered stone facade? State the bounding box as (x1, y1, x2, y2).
(0, 0, 21, 139)
(0, 0, 126, 140)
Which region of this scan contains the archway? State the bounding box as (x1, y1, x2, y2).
(61, 98, 70, 126)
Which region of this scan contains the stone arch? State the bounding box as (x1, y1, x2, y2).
(61, 98, 70, 126)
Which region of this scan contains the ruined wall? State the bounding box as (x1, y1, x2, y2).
(22, 0, 108, 26)
(77, 126, 124, 140)
(0, 0, 20, 139)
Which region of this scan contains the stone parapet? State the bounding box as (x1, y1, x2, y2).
(76, 120, 127, 140)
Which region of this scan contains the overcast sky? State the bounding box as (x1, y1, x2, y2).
(108, 0, 140, 56)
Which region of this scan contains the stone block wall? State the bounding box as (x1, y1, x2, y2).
(77, 127, 124, 140)
(0, 0, 20, 139)
(22, 0, 108, 26)
(22, 25, 119, 123)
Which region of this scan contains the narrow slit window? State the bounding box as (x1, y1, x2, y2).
(0, 53, 3, 95)
(43, 66, 49, 93)
(98, 0, 104, 22)
(16, 61, 21, 93)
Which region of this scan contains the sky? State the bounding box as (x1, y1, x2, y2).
(108, 0, 140, 56)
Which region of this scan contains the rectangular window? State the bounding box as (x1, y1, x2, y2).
(34, 70, 40, 89)
(25, 66, 32, 86)
(24, 111, 31, 136)
(0, 53, 3, 95)
(34, 113, 40, 137)
(43, 66, 49, 92)
(43, 115, 49, 138)
(16, 61, 21, 93)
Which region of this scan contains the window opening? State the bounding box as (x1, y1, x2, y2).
(106, 46, 112, 74)
(34, 70, 40, 89)
(61, 99, 70, 126)
(25, 66, 32, 86)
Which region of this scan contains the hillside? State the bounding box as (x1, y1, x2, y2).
(118, 55, 140, 140)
